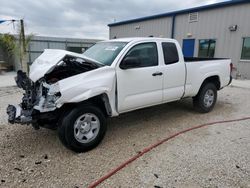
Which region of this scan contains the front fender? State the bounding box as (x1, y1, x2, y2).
(55, 66, 118, 116)
(65, 87, 110, 103)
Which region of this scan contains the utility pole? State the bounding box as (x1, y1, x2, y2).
(19, 19, 25, 70)
(20, 19, 25, 52)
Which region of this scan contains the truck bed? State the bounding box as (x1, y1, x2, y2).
(183, 58, 231, 98)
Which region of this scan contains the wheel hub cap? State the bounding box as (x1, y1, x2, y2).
(73, 113, 100, 144)
(204, 89, 214, 107)
(80, 122, 91, 133)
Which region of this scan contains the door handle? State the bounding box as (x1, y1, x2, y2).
(152, 72, 163, 76)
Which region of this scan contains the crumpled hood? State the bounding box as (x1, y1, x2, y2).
(29, 49, 101, 82)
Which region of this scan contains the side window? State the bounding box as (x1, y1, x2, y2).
(123, 42, 158, 68)
(162, 42, 179, 65)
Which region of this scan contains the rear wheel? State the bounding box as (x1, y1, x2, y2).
(193, 83, 217, 113)
(58, 105, 107, 152)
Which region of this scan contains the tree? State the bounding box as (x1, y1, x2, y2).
(0, 34, 16, 61)
(0, 33, 33, 71)
(0, 34, 16, 71)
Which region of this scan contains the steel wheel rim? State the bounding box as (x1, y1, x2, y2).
(204, 89, 215, 108)
(73, 113, 100, 144)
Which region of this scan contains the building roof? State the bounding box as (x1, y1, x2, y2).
(108, 0, 250, 27)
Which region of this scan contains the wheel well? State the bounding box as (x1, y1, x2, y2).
(85, 94, 112, 117)
(60, 94, 112, 117)
(202, 76, 221, 90)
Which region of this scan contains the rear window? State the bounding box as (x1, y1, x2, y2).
(162, 42, 179, 65)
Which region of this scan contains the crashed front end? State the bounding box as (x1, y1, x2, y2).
(7, 70, 62, 125)
(6, 49, 103, 128)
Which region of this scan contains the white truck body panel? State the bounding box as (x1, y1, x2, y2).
(160, 41, 186, 102)
(184, 60, 231, 97)
(56, 66, 118, 116)
(116, 65, 163, 113)
(25, 37, 231, 117)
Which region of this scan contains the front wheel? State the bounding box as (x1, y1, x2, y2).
(58, 105, 107, 152)
(193, 83, 217, 113)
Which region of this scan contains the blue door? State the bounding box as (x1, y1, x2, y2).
(182, 39, 195, 57)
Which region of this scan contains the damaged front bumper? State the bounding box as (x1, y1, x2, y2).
(6, 70, 61, 125)
(7, 104, 33, 124)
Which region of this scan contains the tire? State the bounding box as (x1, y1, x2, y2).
(57, 111, 70, 149)
(193, 83, 217, 113)
(58, 105, 107, 152)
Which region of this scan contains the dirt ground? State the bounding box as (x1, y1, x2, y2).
(0, 85, 249, 188)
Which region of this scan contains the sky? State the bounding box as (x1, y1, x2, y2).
(0, 0, 228, 39)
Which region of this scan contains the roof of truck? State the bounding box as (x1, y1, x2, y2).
(104, 37, 176, 43)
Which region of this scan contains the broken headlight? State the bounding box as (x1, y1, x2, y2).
(34, 82, 61, 112)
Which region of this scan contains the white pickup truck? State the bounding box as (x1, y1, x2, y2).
(7, 37, 232, 152)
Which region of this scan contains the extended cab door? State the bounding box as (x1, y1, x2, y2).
(161, 42, 186, 102)
(116, 42, 163, 113)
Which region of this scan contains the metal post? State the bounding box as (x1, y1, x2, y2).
(171, 15, 176, 39)
(19, 19, 25, 70)
(20, 19, 25, 52)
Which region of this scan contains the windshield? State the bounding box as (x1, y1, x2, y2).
(83, 42, 128, 66)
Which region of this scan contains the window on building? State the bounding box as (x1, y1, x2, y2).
(122, 42, 158, 68)
(198, 39, 216, 58)
(241, 37, 250, 60)
(162, 42, 179, 65)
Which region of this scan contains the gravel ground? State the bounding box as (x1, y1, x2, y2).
(0, 85, 249, 187)
(0, 72, 16, 88)
(101, 121, 250, 188)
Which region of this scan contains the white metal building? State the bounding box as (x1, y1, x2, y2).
(108, 0, 250, 79)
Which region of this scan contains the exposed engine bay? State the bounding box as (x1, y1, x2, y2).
(7, 54, 101, 125)
(44, 55, 101, 84)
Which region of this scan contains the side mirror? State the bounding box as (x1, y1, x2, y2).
(120, 56, 140, 69)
